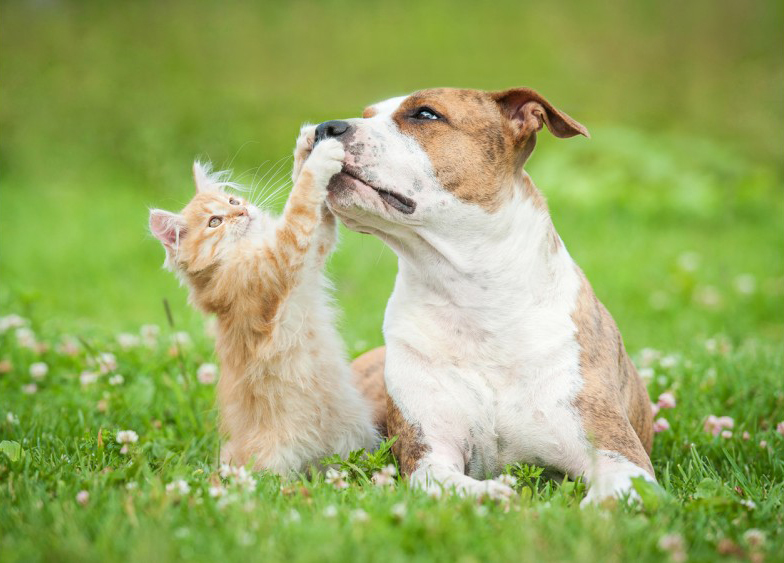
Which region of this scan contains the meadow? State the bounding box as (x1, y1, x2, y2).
(1, 1, 783, 561)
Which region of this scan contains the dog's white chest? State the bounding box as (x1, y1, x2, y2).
(384, 239, 587, 478)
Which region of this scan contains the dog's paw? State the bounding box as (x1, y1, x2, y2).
(305, 138, 345, 189)
(580, 473, 645, 508)
(474, 479, 515, 501)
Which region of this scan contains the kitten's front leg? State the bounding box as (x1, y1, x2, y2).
(276, 138, 344, 269)
(291, 124, 317, 184)
(291, 124, 339, 263)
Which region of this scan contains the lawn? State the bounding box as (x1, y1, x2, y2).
(1, 1, 783, 561)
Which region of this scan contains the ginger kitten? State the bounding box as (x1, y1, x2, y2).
(149, 132, 380, 473)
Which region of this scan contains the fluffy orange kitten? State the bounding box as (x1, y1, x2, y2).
(149, 133, 380, 473)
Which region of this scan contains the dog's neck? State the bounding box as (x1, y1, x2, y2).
(391, 175, 574, 312)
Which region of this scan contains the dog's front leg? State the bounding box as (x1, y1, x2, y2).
(385, 349, 514, 500)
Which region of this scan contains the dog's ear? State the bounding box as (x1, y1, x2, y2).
(492, 88, 589, 142)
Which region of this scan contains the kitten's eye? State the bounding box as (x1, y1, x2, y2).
(208, 216, 223, 228)
(411, 107, 441, 121)
(229, 197, 240, 205)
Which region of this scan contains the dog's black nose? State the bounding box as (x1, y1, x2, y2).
(314, 120, 350, 144)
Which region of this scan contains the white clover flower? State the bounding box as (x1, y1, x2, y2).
(658, 533, 686, 562)
(638, 348, 660, 368)
(29, 362, 48, 380)
(325, 468, 349, 489)
(759, 440, 767, 448)
(677, 251, 700, 272)
(653, 418, 670, 433)
(648, 291, 670, 311)
(704, 415, 734, 436)
(97, 353, 117, 374)
(349, 509, 369, 523)
(495, 473, 517, 488)
(740, 499, 756, 510)
(734, 274, 756, 295)
(108, 374, 124, 386)
(659, 355, 678, 369)
(140, 324, 160, 347)
(125, 482, 138, 490)
(235, 469, 257, 492)
(694, 286, 722, 309)
(16, 328, 37, 350)
(197, 363, 218, 385)
(21, 383, 38, 394)
(80, 371, 98, 386)
(166, 479, 191, 495)
(6, 412, 19, 425)
(208, 485, 227, 498)
(116, 430, 139, 444)
(287, 509, 301, 523)
(704, 338, 717, 353)
(390, 503, 406, 519)
(638, 367, 654, 382)
(0, 314, 28, 333)
(58, 336, 80, 357)
(75, 490, 90, 506)
(720, 430, 733, 439)
(372, 464, 397, 487)
(743, 529, 765, 547)
(116, 333, 140, 350)
(172, 332, 192, 347)
(323, 505, 338, 518)
(475, 505, 489, 518)
(657, 392, 676, 409)
(219, 463, 236, 479)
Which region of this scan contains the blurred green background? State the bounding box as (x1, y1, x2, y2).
(1, 0, 782, 353)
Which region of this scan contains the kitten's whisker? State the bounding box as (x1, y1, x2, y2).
(223, 141, 259, 173)
(258, 156, 293, 193)
(257, 183, 292, 208)
(256, 173, 294, 207)
(251, 155, 293, 205)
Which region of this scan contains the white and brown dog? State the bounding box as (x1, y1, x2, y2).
(310, 87, 654, 504)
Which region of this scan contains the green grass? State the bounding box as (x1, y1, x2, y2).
(1, 0, 783, 561)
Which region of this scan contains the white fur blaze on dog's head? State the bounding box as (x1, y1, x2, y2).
(319, 87, 588, 240)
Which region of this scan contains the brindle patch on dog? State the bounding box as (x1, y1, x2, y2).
(386, 393, 431, 475)
(571, 267, 654, 475)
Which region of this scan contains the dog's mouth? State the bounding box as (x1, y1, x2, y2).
(339, 166, 416, 215)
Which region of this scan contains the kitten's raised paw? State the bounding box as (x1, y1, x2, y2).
(294, 124, 317, 163)
(306, 138, 345, 188)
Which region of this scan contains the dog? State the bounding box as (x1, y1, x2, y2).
(317, 87, 655, 504)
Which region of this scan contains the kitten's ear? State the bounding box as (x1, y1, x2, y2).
(149, 209, 187, 251)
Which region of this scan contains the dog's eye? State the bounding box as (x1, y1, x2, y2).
(208, 216, 223, 228)
(412, 107, 441, 121)
(229, 197, 240, 205)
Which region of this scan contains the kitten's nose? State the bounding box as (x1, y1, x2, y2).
(314, 120, 350, 144)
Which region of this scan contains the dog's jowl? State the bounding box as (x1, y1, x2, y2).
(333, 87, 655, 504)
